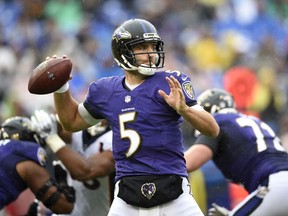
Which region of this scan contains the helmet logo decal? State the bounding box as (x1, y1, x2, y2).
(112, 27, 132, 42)
(182, 81, 194, 100)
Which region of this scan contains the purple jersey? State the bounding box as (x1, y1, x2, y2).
(194, 112, 288, 192)
(83, 71, 197, 181)
(0, 139, 46, 209)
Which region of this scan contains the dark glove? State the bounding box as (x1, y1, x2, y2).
(53, 160, 68, 186)
(31, 110, 58, 140)
(26, 199, 53, 216)
(26, 199, 39, 216)
(60, 184, 76, 203)
(53, 160, 76, 203)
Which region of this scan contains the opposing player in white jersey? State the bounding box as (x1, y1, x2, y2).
(30, 110, 115, 216)
(55, 121, 114, 216)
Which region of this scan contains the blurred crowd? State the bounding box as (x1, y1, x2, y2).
(1, 0, 288, 148)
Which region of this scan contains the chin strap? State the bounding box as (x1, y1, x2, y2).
(114, 55, 156, 76)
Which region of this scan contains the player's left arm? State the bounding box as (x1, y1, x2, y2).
(158, 75, 219, 137)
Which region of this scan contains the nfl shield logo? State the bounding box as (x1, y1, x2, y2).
(125, 95, 131, 103)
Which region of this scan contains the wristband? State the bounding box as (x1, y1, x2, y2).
(55, 82, 69, 94)
(46, 134, 66, 153)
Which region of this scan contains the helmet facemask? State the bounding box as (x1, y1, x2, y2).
(115, 41, 165, 76)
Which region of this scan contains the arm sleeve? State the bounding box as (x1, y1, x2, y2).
(194, 130, 223, 155)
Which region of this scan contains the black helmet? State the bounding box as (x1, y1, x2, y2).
(197, 88, 236, 114)
(111, 18, 165, 76)
(0, 116, 45, 146)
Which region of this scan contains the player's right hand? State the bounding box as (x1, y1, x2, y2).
(43, 55, 71, 94)
(31, 110, 68, 153)
(208, 203, 230, 216)
(31, 110, 58, 140)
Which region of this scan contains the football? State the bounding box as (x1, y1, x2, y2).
(28, 57, 72, 94)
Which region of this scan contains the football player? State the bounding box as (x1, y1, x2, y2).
(0, 116, 75, 214)
(184, 88, 288, 216)
(46, 18, 219, 216)
(30, 110, 115, 216)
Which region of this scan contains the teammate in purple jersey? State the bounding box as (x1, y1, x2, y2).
(0, 116, 75, 214)
(48, 18, 219, 216)
(185, 88, 288, 216)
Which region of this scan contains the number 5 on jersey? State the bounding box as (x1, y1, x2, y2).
(119, 112, 141, 157)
